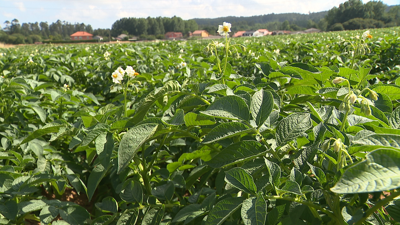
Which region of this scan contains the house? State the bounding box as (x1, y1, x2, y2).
(93, 36, 103, 41)
(116, 34, 129, 40)
(255, 29, 271, 36)
(70, 31, 93, 40)
(165, 32, 183, 39)
(242, 31, 257, 37)
(192, 30, 209, 37)
(271, 30, 291, 35)
(233, 31, 246, 37)
(304, 28, 321, 33)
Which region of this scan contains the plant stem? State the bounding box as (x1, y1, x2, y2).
(355, 190, 400, 225)
(340, 110, 349, 132)
(140, 159, 152, 195)
(123, 82, 128, 118)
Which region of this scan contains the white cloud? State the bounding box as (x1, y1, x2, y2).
(14, 2, 26, 12)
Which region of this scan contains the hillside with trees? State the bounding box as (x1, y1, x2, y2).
(110, 16, 198, 40)
(325, 0, 400, 31)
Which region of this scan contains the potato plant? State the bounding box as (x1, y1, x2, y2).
(0, 27, 400, 225)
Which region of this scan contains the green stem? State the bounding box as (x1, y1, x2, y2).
(140, 159, 152, 195)
(123, 82, 128, 118)
(340, 110, 349, 132)
(355, 190, 400, 225)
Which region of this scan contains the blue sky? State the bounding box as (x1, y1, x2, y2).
(1, 0, 399, 29)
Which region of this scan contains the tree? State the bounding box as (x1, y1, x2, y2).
(10, 18, 20, 33)
(281, 20, 290, 30)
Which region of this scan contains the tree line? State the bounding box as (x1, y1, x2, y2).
(325, 0, 400, 31)
(110, 16, 198, 40)
(0, 19, 104, 44)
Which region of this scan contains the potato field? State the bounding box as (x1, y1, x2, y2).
(1, 25, 400, 225)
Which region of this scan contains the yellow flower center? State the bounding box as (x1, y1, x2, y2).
(223, 26, 229, 32)
(367, 34, 372, 39)
(112, 74, 118, 78)
(134, 72, 139, 76)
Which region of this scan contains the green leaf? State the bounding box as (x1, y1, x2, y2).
(0, 200, 18, 220)
(164, 108, 185, 126)
(290, 63, 319, 73)
(347, 115, 374, 126)
(206, 141, 267, 168)
(95, 197, 118, 213)
(87, 133, 114, 201)
(225, 167, 257, 194)
(372, 85, 400, 101)
(59, 205, 90, 225)
(331, 149, 400, 194)
(171, 204, 203, 223)
(19, 200, 47, 213)
(287, 86, 318, 96)
(120, 179, 143, 204)
(21, 124, 63, 144)
(184, 112, 216, 126)
(276, 113, 312, 146)
(151, 182, 174, 201)
(117, 209, 138, 225)
(386, 199, 400, 222)
(118, 123, 158, 173)
(206, 197, 245, 225)
(277, 180, 302, 195)
(352, 134, 400, 149)
(201, 95, 250, 121)
(142, 206, 165, 225)
(40, 206, 59, 224)
(202, 122, 253, 144)
(389, 107, 400, 129)
(30, 105, 47, 123)
(251, 90, 274, 127)
(264, 158, 281, 187)
(241, 195, 267, 225)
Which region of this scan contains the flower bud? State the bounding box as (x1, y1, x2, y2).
(349, 93, 357, 104)
(369, 90, 378, 101)
(333, 139, 342, 152)
(332, 77, 345, 84)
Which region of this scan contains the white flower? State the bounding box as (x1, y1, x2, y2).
(104, 51, 110, 59)
(116, 67, 125, 76)
(28, 58, 34, 64)
(274, 49, 280, 54)
(125, 66, 136, 77)
(111, 71, 123, 84)
(362, 30, 372, 40)
(63, 84, 70, 91)
(218, 22, 231, 36)
(179, 62, 187, 68)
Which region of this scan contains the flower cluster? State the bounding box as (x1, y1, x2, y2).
(111, 66, 139, 84)
(104, 51, 111, 60)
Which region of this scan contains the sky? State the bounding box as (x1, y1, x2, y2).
(1, 0, 399, 29)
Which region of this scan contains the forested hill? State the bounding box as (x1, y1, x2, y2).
(193, 11, 327, 30)
(194, 11, 327, 26)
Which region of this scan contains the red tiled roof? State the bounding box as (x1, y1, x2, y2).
(233, 31, 246, 37)
(70, 31, 93, 37)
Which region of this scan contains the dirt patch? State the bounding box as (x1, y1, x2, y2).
(0, 42, 15, 48)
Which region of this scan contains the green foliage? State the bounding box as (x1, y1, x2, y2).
(1, 27, 400, 224)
